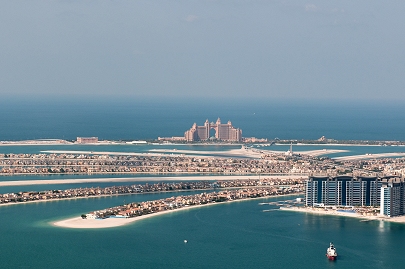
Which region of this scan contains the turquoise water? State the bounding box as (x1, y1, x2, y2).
(1, 99, 405, 268)
(1, 194, 403, 268)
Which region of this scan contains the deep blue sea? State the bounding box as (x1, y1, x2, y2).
(1, 97, 405, 141)
(1, 194, 405, 268)
(1, 97, 405, 268)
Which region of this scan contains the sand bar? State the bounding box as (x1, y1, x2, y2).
(0, 175, 306, 187)
(295, 149, 349, 157)
(53, 203, 213, 229)
(53, 194, 298, 229)
(41, 150, 169, 157)
(333, 152, 405, 161)
(41, 148, 350, 159)
(280, 206, 405, 224)
(149, 148, 350, 158)
(149, 148, 262, 158)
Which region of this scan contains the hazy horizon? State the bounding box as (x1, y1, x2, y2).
(1, 1, 405, 101)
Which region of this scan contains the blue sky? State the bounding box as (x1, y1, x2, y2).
(1, 0, 404, 101)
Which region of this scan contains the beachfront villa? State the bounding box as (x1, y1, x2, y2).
(305, 175, 405, 217)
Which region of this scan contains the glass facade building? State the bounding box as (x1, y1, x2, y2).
(380, 178, 405, 217)
(305, 176, 393, 207)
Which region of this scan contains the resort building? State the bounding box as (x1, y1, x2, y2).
(305, 175, 391, 207)
(184, 118, 242, 142)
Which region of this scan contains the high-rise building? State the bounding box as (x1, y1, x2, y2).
(184, 118, 242, 142)
(380, 178, 405, 217)
(305, 175, 391, 207)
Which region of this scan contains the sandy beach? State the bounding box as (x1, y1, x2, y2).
(53, 203, 214, 229)
(38, 147, 405, 162)
(149, 148, 263, 158)
(42, 148, 349, 159)
(332, 152, 405, 161)
(53, 193, 299, 229)
(296, 149, 348, 157)
(280, 206, 405, 224)
(0, 175, 306, 187)
(41, 150, 169, 157)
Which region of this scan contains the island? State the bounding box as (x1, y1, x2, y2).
(54, 185, 302, 229)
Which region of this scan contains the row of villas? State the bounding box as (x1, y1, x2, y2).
(0, 152, 321, 175)
(305, 175, 405, 217)
(0, 181, 213, 204)
(86, 186, 301, 219)
(0, 178, 304, 205)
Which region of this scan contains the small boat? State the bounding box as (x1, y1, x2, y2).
(326, 242, 338, 260)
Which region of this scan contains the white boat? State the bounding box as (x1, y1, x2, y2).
(326, 242, 338, 260)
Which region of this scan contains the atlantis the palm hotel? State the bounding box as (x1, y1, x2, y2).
(305, 175, 405, 217)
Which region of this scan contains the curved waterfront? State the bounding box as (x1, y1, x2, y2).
(53, 186, 301, 228)
(2, 193, 405, 268)
(1, 100, 405, 268)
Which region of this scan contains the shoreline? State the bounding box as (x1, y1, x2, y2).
(332, 152, 405, 161)
(0, 140, 402, 147)
(53, 203, 216, 229)
(280, 206, 405, 224)
(53, 193, 300, 229)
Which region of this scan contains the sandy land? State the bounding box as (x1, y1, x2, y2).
(53, 194, 298, 229)
(295, 149, 349, 157)
(43, 148, 348, 159)
(279, 206, 405, 224)
(333, 152, 405, 161)
(53, 203, 213, 229)
(279, 143, 399, 147)
(42, 148, 261, 159)
(149, 148, 262, 158)
(40, 148, 405, 161)
(149, 148, 349, 158)
(251, 148, 349, 157)
(41, 150, 169, 157)
(0, 175, 306, 187)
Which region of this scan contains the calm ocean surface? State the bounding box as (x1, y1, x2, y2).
(1, 98, 405, 141)
(1, 194, 405, 269)
(1, 98, 405, 268)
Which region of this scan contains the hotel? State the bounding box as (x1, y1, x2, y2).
(184, 118, 242, 142)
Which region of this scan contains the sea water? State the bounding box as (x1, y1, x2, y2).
(1, 97, 405, 141)
(1, 97, 405, 268)
(0, 194, 404, 268)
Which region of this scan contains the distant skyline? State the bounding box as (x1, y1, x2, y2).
(1, 1, 404, 101)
